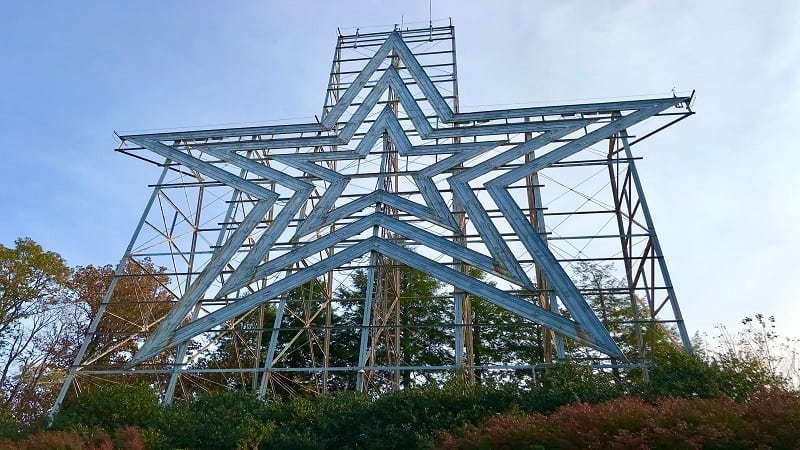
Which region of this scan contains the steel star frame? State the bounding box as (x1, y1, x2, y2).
(54, 23, 694, 409)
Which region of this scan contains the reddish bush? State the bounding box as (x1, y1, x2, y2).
(0, 426, 150, 449)
(0, 429, 111, 449)
(739, 388, 800, 449)
(437, 413, 549, 450)
(113, 426, 146, 450)
(437, 393, 800, 449)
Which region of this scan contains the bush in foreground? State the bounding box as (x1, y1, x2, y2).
(51, 384, 162, 433)
(38, 354, 793, 448)
(437, 389, 800, 449)
(161, 390, 275, 449)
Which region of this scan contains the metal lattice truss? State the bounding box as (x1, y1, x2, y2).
(57, 25, 693, 402)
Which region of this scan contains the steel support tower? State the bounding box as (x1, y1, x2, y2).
(55, 23, 694, 408)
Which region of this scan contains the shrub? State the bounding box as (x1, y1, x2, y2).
(436, 393, 800, 449)
(356, 382, 517, 449)
(519, 362, 624, 413)
(160, 390, 275, 449)
(644, 348, 723, 399)
(270, 382, 517, 449)
(739, 388, 800, 449)
(645, 347, 784, 401)
(0, 429, 112, 450)
(51, 384, 161, 433)
(270, 391, 370, 449)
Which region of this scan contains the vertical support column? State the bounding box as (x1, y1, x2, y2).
(388, 49, 401, 390)
(322, 266, 333, 394)
(321, 35, 345, 117)
(321, 41, 342, 393)
(453, 291, 464, 367)
(392, 263, 401, 390)
(164, 300, 204, 404)
(452, 188, 474, 381)
(357, 127, 393, 392)
(449, 26, 474, 382)
(524, 122, 565, 362)
(356, 251, 378, 392)
(608, 134, 646, 368)
(303, 282, 315, 384)
(321, 164, 338, 394)
(452, 204, 473, 381)
(253, 304, 266, 393)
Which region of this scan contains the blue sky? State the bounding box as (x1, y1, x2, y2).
(1, 1, 798, 340)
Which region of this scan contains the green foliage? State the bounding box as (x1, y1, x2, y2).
(0, 238, 75, 425)
(468, 295, 543, 381)
(645, 348, 725, 399)
(8, 236, 799, 448)
(51, 384, 161, 433)
(161, 390, 275, 449)
(520, 362, 624, 413)
(270, 392, 371, 449)
(573, 262, 636, 352)
(571, 261, 680, 362)
(0, 404, 18, 439)
(715, 352, 786, 401)
(645, 346, 784, 401)
(201, 279, 359, 395)
(708, 313, 798, 390)
(395, 267, 451, 380)
(267, 380, 517, 449)
(0, 238, 71, 325)
(357, 382, 516, 449)
(453, 267, 546, 384)
(336, 266, 452, 390)
(37, 359, 800, 449)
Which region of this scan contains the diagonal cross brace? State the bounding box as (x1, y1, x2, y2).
(127, 140, 288, 365)
(188, 146, 317, 299)
(134, 238, 383, 362)
(134, 235, 625, 363)
(131, 199, 274, 366)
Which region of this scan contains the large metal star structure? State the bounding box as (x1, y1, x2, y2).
(56, 24, 693, 407)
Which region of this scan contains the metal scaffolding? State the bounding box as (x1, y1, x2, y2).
(54, 23, 694, 407)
